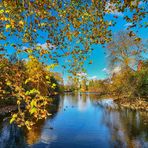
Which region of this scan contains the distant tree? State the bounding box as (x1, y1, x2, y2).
(88, 79, 109, 94)
(109, 59, 148, 99)
(65, 76, 80, 91)
(107, 31, 146, 70)
(80, 78, 88, 92)
(110, 69, 136, 98)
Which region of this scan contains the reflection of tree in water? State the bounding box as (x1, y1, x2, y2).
(78, 93, 88, 111)
(61, 93, 99, 108)
(25, 120, 44, 145)
(48, 95, 61, 116)
(0, 121, 27, 148)
(102, 108, 148, 147)
(62, 93, 79, 107)
(0, 96, 61, 147)
(25, 96, 61, 145)
(31, 94, 80, 147)
(88, 93, 105, 101)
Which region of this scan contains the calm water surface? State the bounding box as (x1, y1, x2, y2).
(0, 94, 148, 148)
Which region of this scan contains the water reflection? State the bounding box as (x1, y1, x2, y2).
(26, 121, 44, 145)
(102, 108, 148, 148)
(0, 94, 147, 148)
(0, 121, 27, 148)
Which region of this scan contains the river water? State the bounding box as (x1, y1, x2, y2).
(0, 93, 148, 148)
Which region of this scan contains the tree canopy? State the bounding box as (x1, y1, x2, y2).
(0, 0, 147, 73)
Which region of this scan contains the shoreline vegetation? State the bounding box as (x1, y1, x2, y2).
(114, 97, 148, 111)
(88, 93, 148, 111)
(65, 59, 148, 112)
(92, 93, 148, 111)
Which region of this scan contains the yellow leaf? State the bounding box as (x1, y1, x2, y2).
(10, 114, 17, 124)
(0, 16, 7, 21)
(30, 107, 37, 114)
(6, 24, 11, 29)
(17, 100, 21, 105)
(10, 118, 15, 124)
(6, 81, 11, 86)
(19, 20, 24, 26)
(0, 9, 4, 14)
(5, 10, 10, 13)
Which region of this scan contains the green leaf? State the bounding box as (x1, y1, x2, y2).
(10, 114, 17, 124)
(6, 81, 11, 86)
(30, 107, 37, 114)
(31, 100, 36, 107)
(10, 118, 15, 124)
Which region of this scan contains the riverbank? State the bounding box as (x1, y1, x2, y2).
(1, 94, 148, 117)
(0, 95, 60, 117)
(80, 92, 148, 111)
(86, 92, 148, 111)
(114, 97, 148, 111)
(0, 105, 18, 116)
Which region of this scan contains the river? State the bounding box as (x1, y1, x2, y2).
(0, 93, 148, 148)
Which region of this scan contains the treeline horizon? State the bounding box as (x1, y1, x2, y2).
(66, 59, 148, 99)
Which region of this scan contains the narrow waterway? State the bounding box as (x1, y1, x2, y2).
(0, 94, 148, 148)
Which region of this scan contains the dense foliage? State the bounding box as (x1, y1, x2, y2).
(0, 0, 147, 73)
(0, 54, 63, 129)
(108, 62, 148, 99)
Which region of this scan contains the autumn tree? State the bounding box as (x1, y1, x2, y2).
(65, 76, 80, 92)
(134, 60, 148, 99)
(0, 54, 63, 129)
(109, 69, 136, 98)
(80, 78, 88, 92)
(88, 79, 109, 94)
(0, 55, 27, 103)
(107, 31, 146, 70)
(0, 0, 148, 73)
(106, 31, 147, 99)
(107, 58, 148, 99)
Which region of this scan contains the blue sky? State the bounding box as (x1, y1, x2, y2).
(82, 21, 148, 80)
(59, 14, 148, 82)
(1, 2, 148, 82)
(54, 2, 148, 81)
